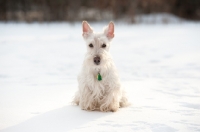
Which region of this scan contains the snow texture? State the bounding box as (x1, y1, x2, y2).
(0, 21, 200, 132)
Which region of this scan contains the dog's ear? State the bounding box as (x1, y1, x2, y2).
(82, 21, 93, 38)
(104, 22, 114, 39)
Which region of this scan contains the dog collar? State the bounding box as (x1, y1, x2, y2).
(97, 73, 102, 81)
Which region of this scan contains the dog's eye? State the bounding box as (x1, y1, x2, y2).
(102, 44, 106, 48)
(89, 44, 93, 48)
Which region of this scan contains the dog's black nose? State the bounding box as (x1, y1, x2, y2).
(94, 56, 100, 65)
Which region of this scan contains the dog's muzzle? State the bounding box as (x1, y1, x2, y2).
(94, 56, 100, 65)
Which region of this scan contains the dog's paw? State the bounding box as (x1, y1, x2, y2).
(110, 108, 118, 112)
(100, 105, 119, 112)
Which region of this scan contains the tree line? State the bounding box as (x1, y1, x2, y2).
(0, 0, 199, 22)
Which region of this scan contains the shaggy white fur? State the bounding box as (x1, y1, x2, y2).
(73, 21, 129, 112)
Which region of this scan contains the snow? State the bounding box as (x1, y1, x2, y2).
(0, 21, 200, 132)
(134, 13, 186, 24)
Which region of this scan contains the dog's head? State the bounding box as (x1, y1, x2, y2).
(82, 21, 114, 68)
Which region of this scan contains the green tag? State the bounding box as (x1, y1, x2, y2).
(97, 73, 102, 81)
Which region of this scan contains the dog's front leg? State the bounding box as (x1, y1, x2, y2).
(79, 86, 97, 111)
(100, 87, 120, 112)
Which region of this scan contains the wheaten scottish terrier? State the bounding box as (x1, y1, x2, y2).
(73, 21, 129, 112)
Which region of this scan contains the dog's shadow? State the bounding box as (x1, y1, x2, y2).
(1, 105, 111, 132)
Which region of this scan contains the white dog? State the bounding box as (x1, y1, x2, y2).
(73, 21, 129, 112)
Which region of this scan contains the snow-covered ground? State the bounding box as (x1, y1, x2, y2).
(0, 21, 200, 132)
(134, 13, 187, 24)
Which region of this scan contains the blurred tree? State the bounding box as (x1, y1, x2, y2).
(0, 0, 6, 20)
